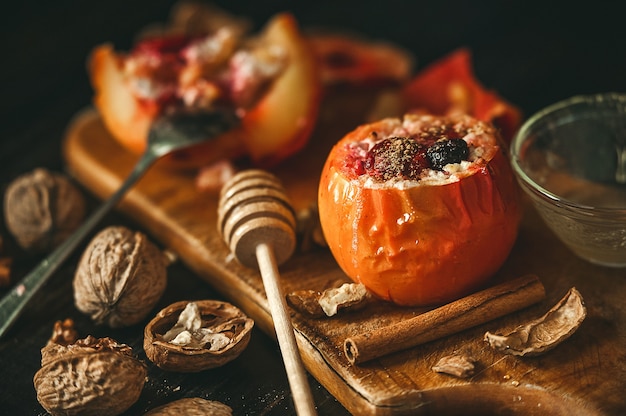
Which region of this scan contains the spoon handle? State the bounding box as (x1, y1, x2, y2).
(0, 152, 155, 338)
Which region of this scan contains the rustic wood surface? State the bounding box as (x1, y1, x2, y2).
(62, 100, 626, 415)
(2, 1, 626, 415)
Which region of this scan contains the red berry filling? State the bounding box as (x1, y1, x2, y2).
(131, 34, 196, 58)
(123, 32, 287, 111)
(344, 125, 471, 181)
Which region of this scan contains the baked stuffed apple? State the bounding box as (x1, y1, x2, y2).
(89, 12, 320, 168)
(318, 113, 521, 306)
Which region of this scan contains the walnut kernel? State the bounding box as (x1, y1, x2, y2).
(73, 226, 169, 328)
(49, 318, 79, 346)
(144, 300, 254, 372)
(287, 282, 372, 317)
(319, 282, 371, 316)
(4, 168, 85, 252)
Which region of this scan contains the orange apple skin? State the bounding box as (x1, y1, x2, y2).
(318, 118, 521, 306)
(88, 13, 320, 169)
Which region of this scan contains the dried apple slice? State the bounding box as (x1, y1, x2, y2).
(484, 287, 586, 356)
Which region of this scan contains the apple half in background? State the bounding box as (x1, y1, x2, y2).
(88, 13, 321, 169)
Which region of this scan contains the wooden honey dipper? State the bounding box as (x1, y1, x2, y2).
(218, 169, 317, 416)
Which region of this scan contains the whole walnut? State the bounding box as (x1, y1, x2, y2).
(34, 320, 147, 416)
(3, 168, 85, 252)
(144, 397, 232, 415)
(73, 226, 168, 327)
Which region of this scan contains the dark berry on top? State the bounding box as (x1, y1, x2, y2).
(364, 137, 430, 180)
(426, 138, 469, 171)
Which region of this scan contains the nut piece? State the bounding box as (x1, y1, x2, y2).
(318, 282, 371, 316)
(432, 353, 477, 378)
(4, 168, 85, 252)
(287, 282, 372, 318)
(73, 226, 168, 328)
(286, 289, 325, 318)
(34, 320, 146, 416)
(144, 397, 232, 416)
(484, 287, 586, 357)
(144, 300, 254, 372)
(49, 318, 79, 346)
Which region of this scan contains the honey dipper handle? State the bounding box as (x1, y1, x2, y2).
(256, 243, 317, 416)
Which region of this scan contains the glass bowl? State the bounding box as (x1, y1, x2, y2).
(510, 93, 626, 267)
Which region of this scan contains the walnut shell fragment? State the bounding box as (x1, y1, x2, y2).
(432, 353, 477, 379)
(4, 168, 85, 252)
(34, 320, 146, 416)
(73, 226, 169, 328)
(144, 300, 254, 372)
(287, 282, 372, 318)
(144, 397, 232, 416)
(287, 289, 326, 317)
(484, 287, 586, 357)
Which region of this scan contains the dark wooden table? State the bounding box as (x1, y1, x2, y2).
(1, 1, 625, 415)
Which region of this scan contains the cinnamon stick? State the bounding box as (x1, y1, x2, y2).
(343, 274, 545, 364)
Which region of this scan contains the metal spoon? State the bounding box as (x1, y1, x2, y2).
(0, 108, 239, 338)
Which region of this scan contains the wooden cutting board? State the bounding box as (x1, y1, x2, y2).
(62, 94, 626, 415)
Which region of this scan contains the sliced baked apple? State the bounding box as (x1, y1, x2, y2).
(240, 14, 321, 166)
(90, 44, 159, 156)
(88, 13, 320, 168)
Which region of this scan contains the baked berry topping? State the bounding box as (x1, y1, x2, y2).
(132, 34, 195, 57)
(339, 115, 495, 182)
(426, 138, 469, 170)
(364, 137, 429, 180)
(122, 31, 287, 111)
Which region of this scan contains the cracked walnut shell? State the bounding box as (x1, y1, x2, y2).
(144, 397, 232, 415)
(34, 320, 146, 416)
(144, 300, 254, 372)
(4, 168, 85, 252)
(73, 226, 168, 328)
